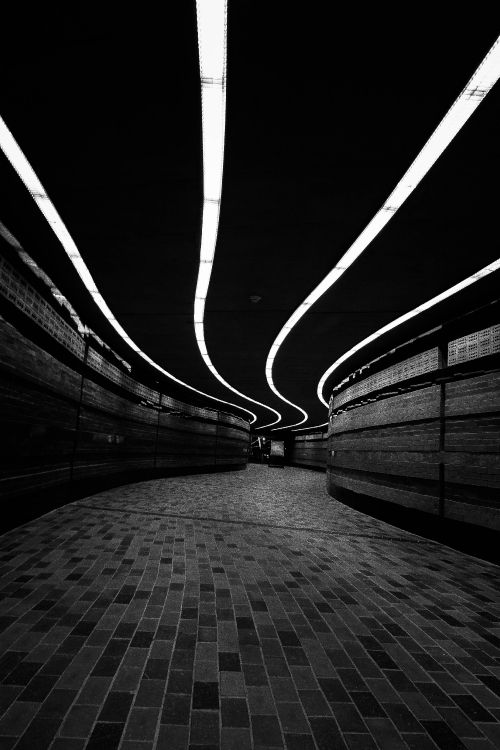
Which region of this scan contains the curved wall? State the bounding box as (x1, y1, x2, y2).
(289, 433, 327, 470)
(327, 311, 500, 532)
(0, 247, 250, 523)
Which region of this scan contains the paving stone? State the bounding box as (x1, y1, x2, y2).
(0, 465, 498, 750)
(60, 702, 100, 738)
(189, 709, 219, 744)
(221, 697, 250, 727)
(156, 723, 189, 750)
(162, 694, 191, 725)
(221, 726, 252, 750)
(220, 671, 246, 697)
(0, 701, 39, 736)
(251, 714, 283, 746)
(192, 681, 219, 710)
(135, 678, 166, 707)
(219, 652, 241, 672)
(247, 686, 276, 715)
(283, 734, 316, 750)
(275, 701, 309, 733)
(124, 707, 160, 741)
(51, 739, 86, 750)
(86, 721, 125, 749)
(330, 701, 367, 732)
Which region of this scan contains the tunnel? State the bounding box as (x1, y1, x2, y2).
(0, 5, 499, 750)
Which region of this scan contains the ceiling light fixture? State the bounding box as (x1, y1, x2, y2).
(317, 257, 500, 407)
(262, 35, 500, 431)
(292, 422, 328, 432)
(194, 0, 281, 426)
(0, 115, 258, 422)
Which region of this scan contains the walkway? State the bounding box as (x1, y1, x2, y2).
(0, 465, 499, 750)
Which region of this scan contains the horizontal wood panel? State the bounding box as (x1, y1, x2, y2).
(443, 451, 500, 489)
(331, 387, 440, 434)
(331, 422, 440, 451)
(445, 417, 500, 453)
(0, 379, 77, 468)
(328, 469, 439, 514)
(291, 459, 325, 469)
(328, 354, 500, 530)
(445, 372, 500, 417)
(158, 413, 213, 432)
(290, 440, 327, 470)
(156, 455, 216, 468)
(217, 425, 250, 441)
(0, 316, 81, 400)
(72, 458, 154, 479)
(82, 379, 158, 425)
(0, 314, 249, 502)
(444, 499, 500, 531)
(0, 465, 72, 496)
(330, 450, 440, 480)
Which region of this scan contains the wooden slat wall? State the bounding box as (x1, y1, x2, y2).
(290, 437, 328, 470)
(0, 314, 80, 497)
(0, 314, 250, 502)
(443, 372, 500, 528)
(328, 370, 500, 530)
(331, 387, 441, 432)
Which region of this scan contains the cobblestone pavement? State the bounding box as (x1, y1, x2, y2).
(0, 465, 499, 750)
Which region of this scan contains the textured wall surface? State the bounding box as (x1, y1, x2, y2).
(289, 435, 328, 470)
(327, 357, 500, 531)
(0, 314, 250, 506)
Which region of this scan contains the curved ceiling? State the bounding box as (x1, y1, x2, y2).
(1, 5, 499, 430)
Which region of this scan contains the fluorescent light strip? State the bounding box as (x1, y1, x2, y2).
(292, 422, 328, 432)
(194, 0, 282, 427)
(263, 35, 500, 431)
(317, 257, 500, 407)
(0, 115, 258, 423)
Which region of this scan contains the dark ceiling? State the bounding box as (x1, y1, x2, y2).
(1, 5, 499, 430)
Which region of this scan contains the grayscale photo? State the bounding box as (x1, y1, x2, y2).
(0, 4, 499, 749)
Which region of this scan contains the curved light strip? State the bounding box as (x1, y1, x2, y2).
(0, 115, 258, 422)
(292, 422, 328, 432)
(194, 0, 281, 427)
(318, 257, 500, 408)
(262, 35, 500, 431)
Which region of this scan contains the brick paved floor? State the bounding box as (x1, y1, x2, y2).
(0, 465, 499, 750)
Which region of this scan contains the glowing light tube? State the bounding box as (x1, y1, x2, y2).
(194, 0, 282, 426)
(263, 35, 500, 430)
(292, 422, 328, 432)
(0, 115, 258, 422)
(317, 257, 500, 407)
